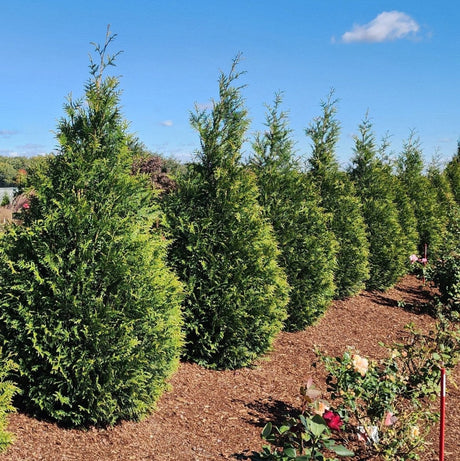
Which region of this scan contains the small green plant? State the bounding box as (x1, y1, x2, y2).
(251, 379, 354, 460)
(0, 193, 10, 207)
(0, 350, 18, 453)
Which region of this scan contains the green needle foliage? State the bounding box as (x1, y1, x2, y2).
(397, 133, 447, 259)
(250, 94, 337, 330)
(0, 30, 183, 427)
(306, 93, 370, 298)
(349, 115, 407, 290)
(445, 144, 460, 205)
(166, 58, 289, 369)
(377, 137, 419, 269)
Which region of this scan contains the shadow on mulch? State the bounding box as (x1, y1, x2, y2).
(362, 280, 437, 317)
(231, 398, 302, 459)
(244, 397, 298, 428)
(363, 291, 435, 316)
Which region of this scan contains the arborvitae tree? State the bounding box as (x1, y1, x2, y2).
(0, 31, 183, 427)
(397, 133, 446, 258)
(249, 94, 336, 330)
(349, 115, 407, 290)
(445, 144, 460, 205)
(306, 94, 369, 298)
(379, 136, 419, 267)
(165, 59, 289, 369)
(428, 156, 456, 223)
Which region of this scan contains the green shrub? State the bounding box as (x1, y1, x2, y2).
(250, 94, 337, 330)
(0, 351, 18, 453)
(0, 193, 10, 207)
(166, 58, 289, 369)
(0, 31, 183, 427)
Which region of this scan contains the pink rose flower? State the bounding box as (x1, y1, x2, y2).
(384, 411, 397, 426)
(409, 254, 418, 264)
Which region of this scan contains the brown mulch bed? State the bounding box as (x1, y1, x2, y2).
(4, 275, 459, 460)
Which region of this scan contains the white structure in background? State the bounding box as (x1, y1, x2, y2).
(0, 187, 17, 203)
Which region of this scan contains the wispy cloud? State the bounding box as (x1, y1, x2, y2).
(0, 149, 20, 157)
(160, 120, 173, 127)
(0, 130, 19, 138)
(341, 11, 420, 43)
(195, 101, 213, 111)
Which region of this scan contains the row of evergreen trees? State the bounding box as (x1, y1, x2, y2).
(165, 60, 458, 371)
(0, 36, 458, 427)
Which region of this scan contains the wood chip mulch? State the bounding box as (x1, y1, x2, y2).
(3, 275, 459, 460)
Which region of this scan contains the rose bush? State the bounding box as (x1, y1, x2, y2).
(251, 379, 353, 460)
(316, 317, 459, 460)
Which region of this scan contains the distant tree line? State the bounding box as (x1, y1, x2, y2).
(0, 155, 51, 187)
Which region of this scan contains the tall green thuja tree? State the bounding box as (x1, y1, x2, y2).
(0, 31, 183, 427)
(379, 137, 419, 267)
(349, 115, 407, 290)
(428, 156, 459, 257)
(428, 157, 456, 228)
(249, 94, 336, 330)
(306, 94, 369, 298)
(397, 134, 446, 258)
(165, 59, 289, 369)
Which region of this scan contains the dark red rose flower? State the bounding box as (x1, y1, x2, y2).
(323, 410, 343, 431)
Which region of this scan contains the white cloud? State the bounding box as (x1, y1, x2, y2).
(341, 11, 420, 43)
(160, 120, 173, 127)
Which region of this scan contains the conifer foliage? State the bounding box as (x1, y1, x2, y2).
(446, 144, 460, 205)
(250, 94, 336, 330)
(397, 134, 446, 258)
(306, 94, 369, 298)
(349, 116, 407, 290)
(0, 30, 183, 427)
(166, 59, 289, 368)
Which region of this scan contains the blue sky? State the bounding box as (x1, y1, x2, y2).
(1, 1, 459, 167)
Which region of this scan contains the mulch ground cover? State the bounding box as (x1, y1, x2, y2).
(3, 275, 459, 460)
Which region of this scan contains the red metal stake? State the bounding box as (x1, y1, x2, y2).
(439, 367, 446, 461)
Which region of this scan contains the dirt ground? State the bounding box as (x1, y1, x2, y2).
(3, 275, 459, 460)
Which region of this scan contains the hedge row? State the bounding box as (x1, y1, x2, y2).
(0, 36, 458, 430)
